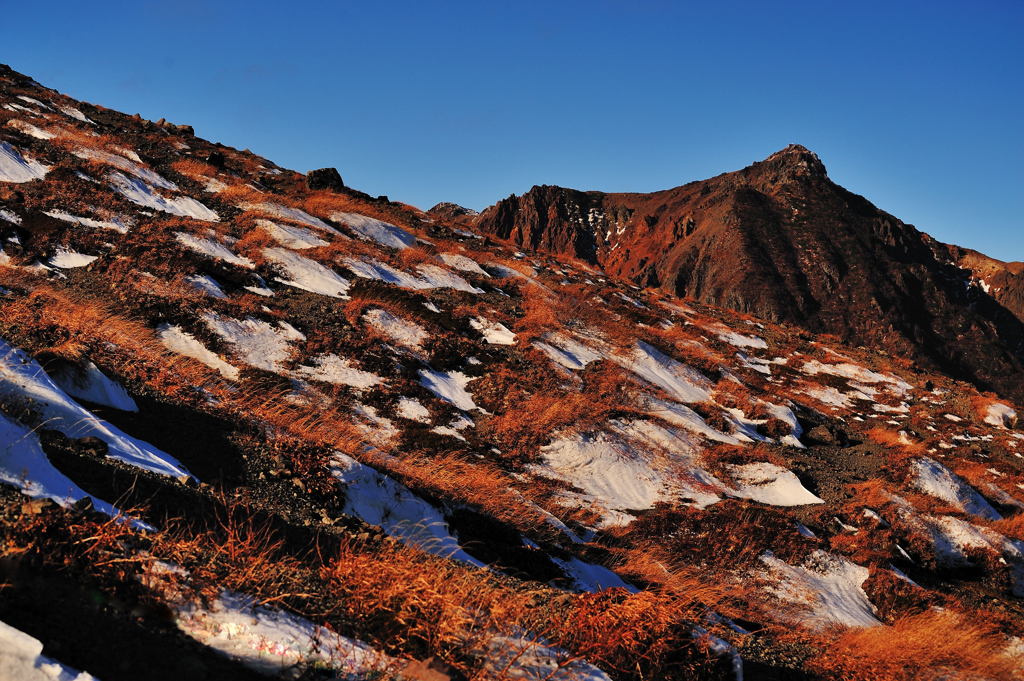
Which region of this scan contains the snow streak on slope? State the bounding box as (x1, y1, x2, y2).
(0, 338, 191, 480)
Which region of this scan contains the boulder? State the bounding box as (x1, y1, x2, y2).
(306, 167, 345, 191)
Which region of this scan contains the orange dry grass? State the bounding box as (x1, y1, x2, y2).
(321, 537, 536, 660)
(971, 392, 1018, 427)
(513, 284, 559, 339)
(992, 513, 1024, 541)
(171, 158, 218, 180)
(301, 192, 406, 227)
(865, 427, 927, 460)
(808, 609, 1021, 681)
(0, 271, 225, 397)
(395, 245, 434, 270)
(215, 183, 270, 205)
(323, 535, 723, 679)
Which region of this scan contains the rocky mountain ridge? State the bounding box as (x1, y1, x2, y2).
(475, 145, 1024, 403)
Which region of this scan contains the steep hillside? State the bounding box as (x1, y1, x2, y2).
(475, 146, 1024, 403)
(0, 65, 1023, 681)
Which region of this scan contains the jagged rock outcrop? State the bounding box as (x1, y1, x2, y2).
(475, 145, 1024, 401)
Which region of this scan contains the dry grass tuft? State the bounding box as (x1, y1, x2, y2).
(808, 609, 1022, 681)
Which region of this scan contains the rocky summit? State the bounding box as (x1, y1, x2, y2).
(0, 65, 1022, 681)
(475, 144, 1024, 404)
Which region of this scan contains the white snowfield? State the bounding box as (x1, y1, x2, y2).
(240, 202, 339, 235)
(257, 218, 328, 249)
(44, 209, 131, 234)
(910, 457, 1001, 520)
(363, 308, 428, 351)
(48, 360, 138, 412)
(726, 462, 823, 506)
(760, 550, 881, 630)
(264, 247, 350, 298)
(175, 232, 253, 268)
(0, 337, 191, 480)
(470, 316, 516, 345)
(47, 247, 97, 269)
(331, 452, 484, 566)
(0, 141, 49, 183)
(109, 172, 219, 221)
(439, 252, 490, 277)
(73, 147, 177, 191)
(0, 619, 100, 681)
(333, 211, 415, 249)
(157, 324, 240, 380)
(202, 313, 304, 373)
(175, 591, 394, 678)
(418, 368, 480, 412)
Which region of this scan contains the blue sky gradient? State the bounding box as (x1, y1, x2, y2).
(6, 1, 1022, 258)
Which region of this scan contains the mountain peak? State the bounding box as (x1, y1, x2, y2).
(758, 143, 828, 180)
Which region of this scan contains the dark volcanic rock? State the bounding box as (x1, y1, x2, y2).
(475, 145, 1024, 401)
(306, 167, 345, 192)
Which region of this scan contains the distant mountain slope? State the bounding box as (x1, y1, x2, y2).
(475, 145, 1024, 402)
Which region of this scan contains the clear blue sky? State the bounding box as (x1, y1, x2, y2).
(6, 1, 1022, 259)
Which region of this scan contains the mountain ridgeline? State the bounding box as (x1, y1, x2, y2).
(473, 145, 1024, 402)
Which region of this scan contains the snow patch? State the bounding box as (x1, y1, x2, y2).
(470, 317, 516, 345)
(612, 341, 712, 403)
(157, 324, 239, 380)
(110, 172, 218, 221)
(48, 361, 138, 412)
(439, 252, 490, 277)
(0, 338, 191, 479)
(48, 247, 97, 269)
(175, 591, 392, 677)
(175, 232, 253, 268)
(264, 247, 350, 298)
(239, 202, 339, 234)
(760, 550, 880, 630)
(396, 397, 431, 422)
(185, 273, 228, 299)
(74, 148, 176, 190)
(418, 368, 479, 411)
(257, 219, 328, 249)
(910, 457, 1001, 520)
(331, 452, 483, 565)
(0, 618, 101, 681)
(363, 308, 427, 351)
(0, 142, 49, 183)
(333, 211, 415, 249)
(6, 119, 55, 140)
(202, 313, 304, 373)
(984, 402, 1017, 428)
(727, 462, 823, 506)
(43, 210, 131, 234)
(295, 355, 382, 389)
